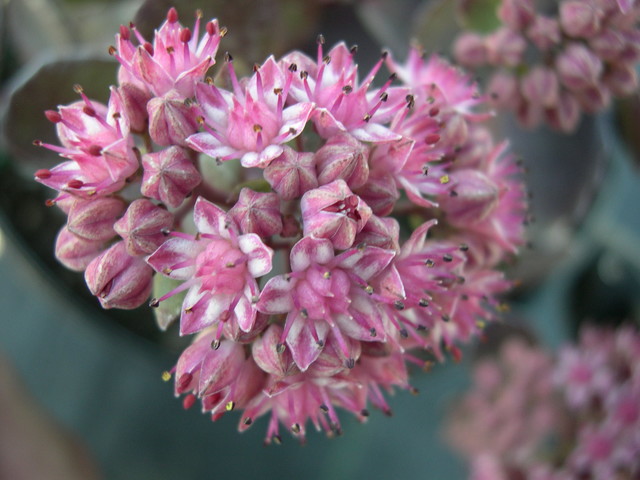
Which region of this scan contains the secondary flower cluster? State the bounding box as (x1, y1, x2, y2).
(34, 9, 526, 442)
(454, 0, 640, 132)
(447, 326, 640, 479)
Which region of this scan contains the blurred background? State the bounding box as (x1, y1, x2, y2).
(1, 0, 639, 478)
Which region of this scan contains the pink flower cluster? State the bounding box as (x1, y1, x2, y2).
(447, 326, 640, 479)
(34, 9, 526, 442)
(454, 0, 640, 132)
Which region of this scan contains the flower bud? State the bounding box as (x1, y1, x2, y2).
(521, 66, 559, 108)
(556, 43, 603, 91)
(441, 170, 500, 226)
(603, 63, 639, 95)
(67, 196, 126, 241)
(487, 72, 520, 110)
(545, 92, 581, 132)
(498, 0, 535, 30)
(228, 188, 283, 237)
(486, 28, 527, 67)
(114, 199, 174, 256)
(55, 226, 105, 271)
(453, 33, 488, 68)
(560, 1, 603, 38)
(301, 180, 372, 250)
(251, 324, 296, 377)
(141, 146, 201, 208)
(354, 215, 400, 251)
(117, 82, 151, 133)
(264, 147, 318, 200)
(85, 241, 153, 309)
(315, 133, 370, 189)
(354, 173, 399, 217)
(174, 332, 246, 396)
(456, 126, 495, 168)
(575, 84, 612, 113)
(196, 339, 246, 397)
(440, 115, 469, 150)
(147, 90, 198, 147)
(590, 29, 626, 60)
(527, 15, 561, 51)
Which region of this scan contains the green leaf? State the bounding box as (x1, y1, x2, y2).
(151, 275, 186, 331)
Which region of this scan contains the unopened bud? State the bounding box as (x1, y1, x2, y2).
(440, 170, 500, 226)
(147, 91, 198, 147)
(228, 188, 283, 237)
(453, 32, 488, 68)
(117, 83, 151, 133)
(314, 133, 370, 189)
(264, 147, 318, 200)
(55, 227, 105, 272)
(560, 1, 602, 38)
(84, 241, 153, 309)
(141, 146, 201, 208)
(556, 43, 603, 91)
(67, 197, 126, 241)
(114, 199, 174, 255)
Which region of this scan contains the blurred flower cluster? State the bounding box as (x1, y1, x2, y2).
(447, 325, 640, 479)
(454, 0, 640, 131)
(32, 7, 528, 442)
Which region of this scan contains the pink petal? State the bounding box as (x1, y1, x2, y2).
(146, 237, 204, 280)
(286, 312, 328, 371)
(238, 234, 274, 277)
(257, 276, 295, 314)
(193, 197, 230, 236)
(290, 236, 334, 271)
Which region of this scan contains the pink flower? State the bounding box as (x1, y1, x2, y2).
(147, 197, 273, 337)
(187, 57, 314, 168)
(301, 179, 372, 250)
(257, 236, 396, 371)
(112, 8, 224, 98)
(34, 87, 138, 200)
(282, 41, 405, 142)
(439, 141, 526, 263)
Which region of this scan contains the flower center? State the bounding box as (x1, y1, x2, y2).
(324, 194, 362, 221)
(196, 239, 247, 293)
